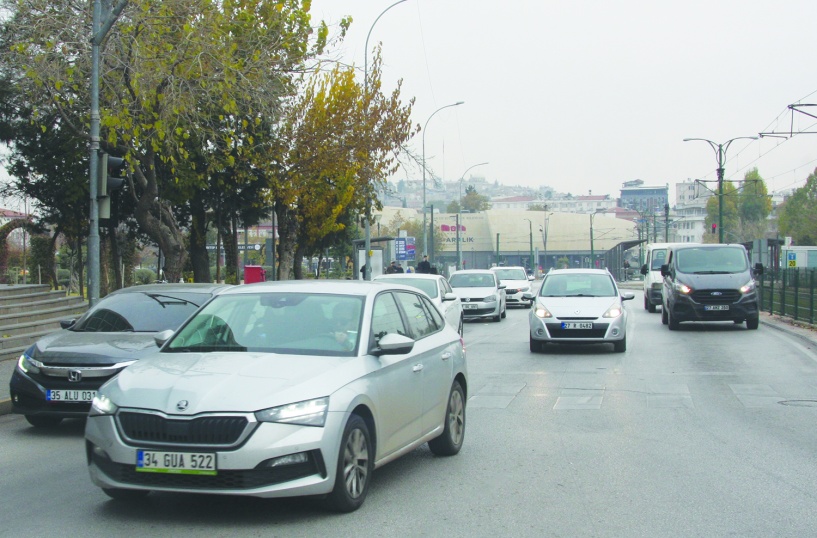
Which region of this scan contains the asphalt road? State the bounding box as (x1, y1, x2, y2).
(3, 288, 817, 536)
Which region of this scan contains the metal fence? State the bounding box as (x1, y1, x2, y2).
(759, 268, 817, 324)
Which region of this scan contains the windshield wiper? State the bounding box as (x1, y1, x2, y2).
(165, 344, 247, 353)
(146, 294, 200, 308)
(691, 270, 733, 274)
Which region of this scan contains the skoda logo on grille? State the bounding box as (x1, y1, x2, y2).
(176, 400, 189, 412)
(711, 291, 723, 296)
(67, 369, 82, 382)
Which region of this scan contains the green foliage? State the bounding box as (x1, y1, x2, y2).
(705, 169, 772, 242)
(29, 235, 55, 288)
(778, 168, 817, 245)
(462, 185, 491, 213)
(133, 268, 156, 285)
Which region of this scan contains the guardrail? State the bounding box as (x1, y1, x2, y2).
(758, 268, 817, 324)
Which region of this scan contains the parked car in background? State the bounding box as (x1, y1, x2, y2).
(373, 273, 464, 335)
(660, 243, 763, 330)
(449, 269, 506, 322)
(525, 268, 634, 353)
(85, 281, 467, 512)
(490, 266, 534, 308)
(9, 283, 230, 427)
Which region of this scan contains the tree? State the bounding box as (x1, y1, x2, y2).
(704, 181, 739, 243)
(778, 168, 817, 245)
(3, 0, 329, 282)
(704, 169, 773, 243)
(461, 185, 491, 213)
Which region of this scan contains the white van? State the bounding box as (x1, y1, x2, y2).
(639, 243, 675, 312)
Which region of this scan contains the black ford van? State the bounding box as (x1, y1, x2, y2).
(660, 244, 763, 330)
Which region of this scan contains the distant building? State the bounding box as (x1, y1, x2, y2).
(619, 180, 669, 213)
(673, 180, 712, 243)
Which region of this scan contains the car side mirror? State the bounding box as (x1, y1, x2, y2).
(498, 284, 506, 290)
(442, 292, 457, 302)
(621, 292, 635, 301)
(372, 332, 415, 356)
(528, 275, 535, 281)
(522, 292, 535, 301)
(660, 264, 670, 277)
(60, 318, 77, 330)
(640, 264, 648, 275)
(753, 263, 764, 276)
(154, 329, 175, 347)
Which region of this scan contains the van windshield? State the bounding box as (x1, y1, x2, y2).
(675, 246, 749, 274)
(650, 249, 667, 270)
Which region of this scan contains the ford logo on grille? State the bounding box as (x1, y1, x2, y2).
(711, 291, 723, 296)
(176, 400, 189, 411)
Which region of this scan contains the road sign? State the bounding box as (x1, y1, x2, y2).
(396, 237, 416, 261)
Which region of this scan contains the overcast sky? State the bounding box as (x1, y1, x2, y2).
(311, 0, 817, 200)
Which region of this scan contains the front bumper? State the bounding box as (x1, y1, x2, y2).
(10, 368, 112, 419)
(668, 293, 760, 323)
(505, 290, 532, 306)
(85, 409, 347, 498)
(528, 314, 626, 344)
(461, 301, 501, 319)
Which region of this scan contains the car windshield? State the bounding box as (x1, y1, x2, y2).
(540, 274, 616, 297)
(165, 292, 365, 356)
(449, 273, 495, 288)
(493, 268, 527, 280)
(675, 247, 749, 274)
(377, 277, 438, 298)
(71, 291, 212, 332)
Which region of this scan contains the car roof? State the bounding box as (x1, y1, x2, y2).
(108, 283, 233, 296)
(451, 269, 493, 275)
(374, 273, 443, 281)
(214, 279, 421, 297)
(490, 266, 526, 271)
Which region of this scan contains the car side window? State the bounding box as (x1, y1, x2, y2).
(442, 279, 453, 295)
(421, 295, 445, 330)
(371, 292, 408, 341)
(394, 291, 437, 339)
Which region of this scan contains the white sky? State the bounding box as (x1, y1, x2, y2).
(310, 0, 817, 200)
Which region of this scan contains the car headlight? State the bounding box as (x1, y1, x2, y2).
(520, 286, 530, 293)
(484, 295, 497, 303)
(255, 397, 329, 427)
(17, 353, 42, 375)
(603, 304, 624, 318)
(89, 394, 118, 417)
(740, 280, 756, 294)
(675, 282, 692, 295)
(534, 304, 553, 318)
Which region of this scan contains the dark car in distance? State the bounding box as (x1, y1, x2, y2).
(9, 283, 230, 427)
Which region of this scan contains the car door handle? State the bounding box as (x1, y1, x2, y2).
(412, 364, 424, 373)
(441, 352, 452, 361)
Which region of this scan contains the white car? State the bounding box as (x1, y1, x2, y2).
(490, 266, 534, 308)
(85, 281, 467, 512)
(526, 268, 634, 353)
(448, 270, 506, 322)
(373, 273, 464, 335)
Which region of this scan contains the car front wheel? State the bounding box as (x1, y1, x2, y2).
(613, 336, 626, 353)
(428, 381, 466, 456)
(746, 316, 759, 330)
(326, 414, 372, 513)
(530, 336, 544, 353)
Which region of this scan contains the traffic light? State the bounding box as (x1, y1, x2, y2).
(97, 152, 127, 219)
(711, 223, 717, 234)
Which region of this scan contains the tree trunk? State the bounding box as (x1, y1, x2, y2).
(218, 217, 238, 284)
(275, 204, 298, 280)
(189, 202, 211, 283)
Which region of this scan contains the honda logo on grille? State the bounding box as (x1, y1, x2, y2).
(67, 369, 82, 382)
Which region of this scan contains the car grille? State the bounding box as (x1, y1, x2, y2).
(690, 289, 741, 304)
(91, 449, 323, 490)
(546, 323, 610, 339)
(117, 412, 250, 447)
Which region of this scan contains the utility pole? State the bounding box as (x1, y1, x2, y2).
(684, 136, 757, 244)
(664, 203, 670, 242)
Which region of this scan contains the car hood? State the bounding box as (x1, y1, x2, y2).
(452, 286, 498, 300)
(677, 272, 751, 290)
(104, 352, 370, 414)
(499, 279, 530, 290)
(28, 330, 162, 365)
(536, 296, 620, 318)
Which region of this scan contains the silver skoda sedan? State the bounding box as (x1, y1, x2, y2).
(526, 268, 634, 353)
(85, 281, 467, 512)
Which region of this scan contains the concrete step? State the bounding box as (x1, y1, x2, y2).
(0, 289, 76, 307)
(0, 326, 63, 352)
(0, 294, 86, 317)
(0, 302, 87, 329)
(0, 284, 51, 298)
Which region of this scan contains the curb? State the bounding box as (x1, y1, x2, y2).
(0, 398, 11, 416)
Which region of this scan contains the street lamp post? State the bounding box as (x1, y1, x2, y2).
(422, 101, 464, 258)
(539, 212, 553, 274)
(362, 0, 407, 280)
(683, 136, 757, 244)
(523, 219, 534, 276)
(590, 210, 604, 269)
(457, 161, 488, 269)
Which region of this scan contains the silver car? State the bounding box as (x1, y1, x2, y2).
(85, 281, 467, 512)
(526, 269, 634, 353)
(448, 270, 507, 322)
(373, 273, 464, 335)
(490, 266, 534, 308)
